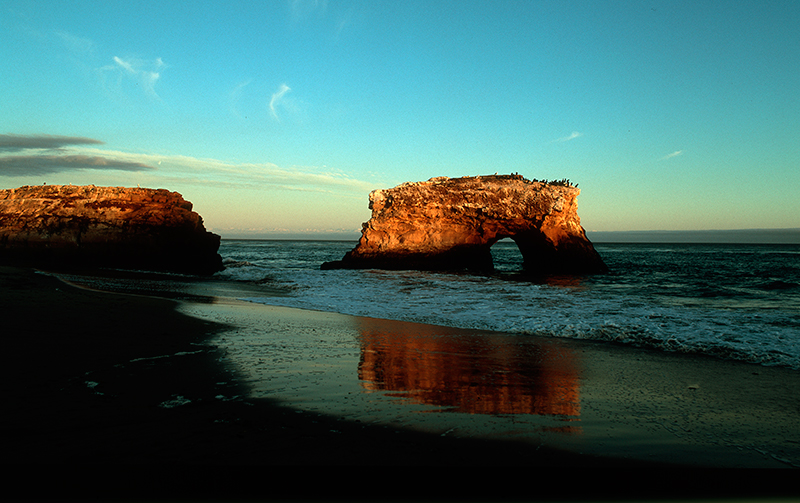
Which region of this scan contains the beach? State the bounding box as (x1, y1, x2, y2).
(181, 298, 800, 469)
(2, 265, 799, 500)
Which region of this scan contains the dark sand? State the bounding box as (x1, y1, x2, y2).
(2, 266, 798, 501)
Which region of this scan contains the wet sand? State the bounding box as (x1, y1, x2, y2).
(182, 299, 800, 469)
(2, 266, 798, 500)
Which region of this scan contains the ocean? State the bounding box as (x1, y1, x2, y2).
(216, 239, 800, 370)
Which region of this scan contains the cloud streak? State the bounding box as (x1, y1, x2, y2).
(229, 80, 253, 118)
(660, 150, 684, 161)
(0, 134, 153, 176)
(72, 147, 376, 193)
(1, 134, 377, 194)
(0, 134, 104, 152)
(0, 155, 154, 176)
(269, 83, 292, 121)
(553, 131, 583, 143)
(54, 30, 95, 54)
(101, 56, 166, 98)
(289, 0, 329, 22)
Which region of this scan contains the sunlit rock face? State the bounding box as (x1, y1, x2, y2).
(323, 174, 607, 275)
(0, 185, 223, 275)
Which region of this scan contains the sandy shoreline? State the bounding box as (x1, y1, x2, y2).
(2, 265, 799, 499)
(182, 297, 800, 469)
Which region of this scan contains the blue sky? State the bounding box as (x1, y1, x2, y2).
(2, 0, 798, 239)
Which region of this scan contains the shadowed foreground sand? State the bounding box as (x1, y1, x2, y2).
(1, 266, 797, 501)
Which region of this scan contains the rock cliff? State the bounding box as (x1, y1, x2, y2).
(0, 185, 223, 275)
(322, 174, 607, 275)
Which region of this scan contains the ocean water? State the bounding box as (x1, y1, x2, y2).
(216, 239, 800, 370)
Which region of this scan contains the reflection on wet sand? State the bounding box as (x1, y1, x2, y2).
(356, 317, 582, 426)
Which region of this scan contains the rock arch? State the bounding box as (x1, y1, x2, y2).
(322, 175, 607, 275)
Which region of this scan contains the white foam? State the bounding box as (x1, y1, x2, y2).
(238, 267, 800, 369)
(213, 241, 800, 370)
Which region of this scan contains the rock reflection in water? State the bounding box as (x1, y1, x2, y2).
(356, 317, 581, 418)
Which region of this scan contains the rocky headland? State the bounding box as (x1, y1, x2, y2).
(323, 174, 607, 275)
(0, 185, 222, 275)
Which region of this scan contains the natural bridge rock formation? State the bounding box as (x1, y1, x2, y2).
(322, 175, 607, 275)
(0, 185, 223, 275)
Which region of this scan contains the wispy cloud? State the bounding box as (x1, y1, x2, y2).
(100, 56, 166, 98)
(72, 147, 376, 193)
(54, 30, 95, 54)
(660, 150, 684, 161)
(289, 0, 329, 21)
(334, 10, 353, 40)
(113, 56, 135, 73)
(229, 80, 253, 118)
(553, 131, 583, 143)
(269, 83, 292, 121)
(288, 0, 355, 42)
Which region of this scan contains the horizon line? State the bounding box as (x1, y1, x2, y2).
(217, 228, 800, 245)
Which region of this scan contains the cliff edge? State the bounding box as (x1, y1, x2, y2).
(0, 185, 223, 275)
(322, 174, 607, 275)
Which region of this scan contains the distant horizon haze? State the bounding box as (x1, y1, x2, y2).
(587, 228, 800, 244)
(217, 227, 800, 245)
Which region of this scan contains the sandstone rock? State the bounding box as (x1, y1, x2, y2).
(322, 174, 607, 275)
(0, 185, 223, 275)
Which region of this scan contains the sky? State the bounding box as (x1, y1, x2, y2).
(2, 0, 799, 240)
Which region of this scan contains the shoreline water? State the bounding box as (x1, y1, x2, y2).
(0, 268, 681, 463)
(17, 266, 800, 468)
(182, 297, 800, 469)
(5, 265, 800, 499)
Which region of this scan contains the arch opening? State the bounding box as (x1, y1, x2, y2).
(490, 237, 526, 273)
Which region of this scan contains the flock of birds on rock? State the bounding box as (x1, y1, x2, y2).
(536, 178, 576, 187)
(491, 173, 577, 188)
